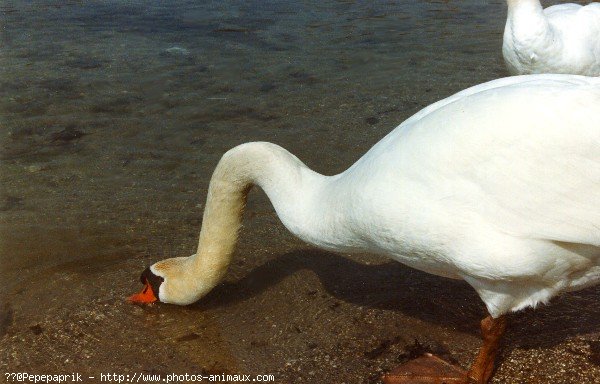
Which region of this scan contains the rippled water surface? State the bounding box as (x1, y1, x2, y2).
(1, 0, 509, 279)
(3, 1, 600, 383)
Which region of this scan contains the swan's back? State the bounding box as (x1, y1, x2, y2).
(544, 3, 585, 17)
(544, 2, 600, 19)
(545, 3, 600, 51)
(346, 75, 600, 249)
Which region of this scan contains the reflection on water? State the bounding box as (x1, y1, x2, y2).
(4, 1, 599, 383)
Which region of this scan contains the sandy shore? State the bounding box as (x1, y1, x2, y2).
(3, 208, 600, 383)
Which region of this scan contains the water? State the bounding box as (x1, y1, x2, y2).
(0, 0, 507, 277)
(3, 1, 600, 383)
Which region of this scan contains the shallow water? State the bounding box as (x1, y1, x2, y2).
(2, 1, 600, 383)
(1, 0, 509, 283)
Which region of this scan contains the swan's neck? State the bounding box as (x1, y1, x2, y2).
(506, 0, 546, 26)
(506, 0, 542, 12)
(505, 0, 550, 50)
(188, 142, 355, 288)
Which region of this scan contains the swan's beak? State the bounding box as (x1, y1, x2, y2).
(128, 266, 164, 304)
(128, 279, 158, 304)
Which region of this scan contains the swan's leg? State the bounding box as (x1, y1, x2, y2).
(467, 314, 507, 384)
(381, 313, 507, 384)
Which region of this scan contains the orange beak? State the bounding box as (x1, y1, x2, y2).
(128, 279, 158, 304)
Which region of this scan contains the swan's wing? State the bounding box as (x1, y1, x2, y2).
(544, 2, 600, 18)
(470, 128, 600, 247)
(394, 76, 600, 246)
(439, 78, 600, 246)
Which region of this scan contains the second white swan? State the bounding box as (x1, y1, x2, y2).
(503, 0, 600, 76)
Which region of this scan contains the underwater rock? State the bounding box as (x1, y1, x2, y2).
(38, 78, 78, 93)
(0, 196, 24, 211)
(50, 126, 86, 143)
(27, 164, 44, 173)
(161, 46, 191, 57)
(66, 57, 106, 70)
(90, 95, 141, 114)
(365, 116, 379, 125)
(259, 83, 276, 93)
(289, 71, 319, 84)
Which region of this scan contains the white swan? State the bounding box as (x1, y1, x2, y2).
(130, 74, 600, 383)
(503, 0, 600, 76)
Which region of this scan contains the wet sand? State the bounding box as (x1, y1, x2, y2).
(2, 0, 600, 383)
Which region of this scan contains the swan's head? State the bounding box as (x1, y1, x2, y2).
(128, 256, 214, 305)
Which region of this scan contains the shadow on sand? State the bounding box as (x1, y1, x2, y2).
(195, 249, 600, 352)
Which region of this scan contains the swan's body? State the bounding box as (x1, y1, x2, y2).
(131, 74, 600, 382)
(503, 0, 600, 76)
(136, 74, 600, 323)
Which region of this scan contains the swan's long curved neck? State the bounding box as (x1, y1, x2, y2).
(505, 0, 550, 50)
(189, 142, 357, 288)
